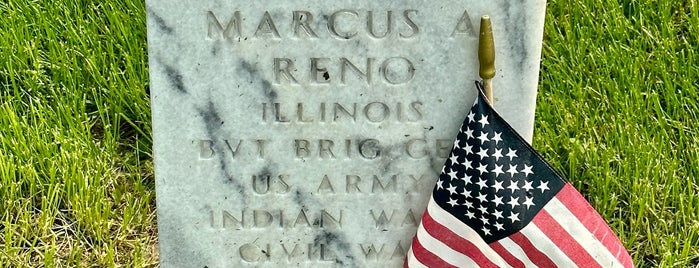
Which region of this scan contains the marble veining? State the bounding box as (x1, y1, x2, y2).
(238, 60, 277, 103)
(163, 63, 187, 94)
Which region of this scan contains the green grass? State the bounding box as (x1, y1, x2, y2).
(0, 0, 697, 267)
(538, 0, 699, 266)
(0, 1, 155, 266)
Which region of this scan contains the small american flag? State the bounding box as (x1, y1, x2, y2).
(405, 83, 633, 267)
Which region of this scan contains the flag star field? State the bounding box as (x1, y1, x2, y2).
(405, 84, 633, 268)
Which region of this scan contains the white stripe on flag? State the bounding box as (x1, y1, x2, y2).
(546, 198, 626, 267)
(496, 238, 536, 267)
(415, 223, 479, 267)
(520, 222, 577, 267)
(426, 198, 508, 266)
(405, 245, 429, 268)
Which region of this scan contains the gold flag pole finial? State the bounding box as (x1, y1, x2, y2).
(478, 15, 495, 104)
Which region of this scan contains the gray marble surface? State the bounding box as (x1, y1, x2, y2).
(147, 1, 546, 267)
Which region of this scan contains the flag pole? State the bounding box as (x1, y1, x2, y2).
(478, 15, 495, 104)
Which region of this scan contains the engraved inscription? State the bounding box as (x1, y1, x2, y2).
(292, 11, 318, 37)
(262, 102, 424, 124)
(213, 209, 343, 229)
(237, 242, 408, 263)
(241, 243, 342, 263)
(292, 139, 451, 160)
(193, 6, 485, 266)
(273, 57, 415, 85)
(359, 242, 407, 261)
(252, 174, 291, 195)
(207, 11, 242, 40)
(198, 139, 268, 159)
(198, 139, 451, 160)
(451, 9, 477, 37)
(312, 174, 433, 194)
(208, 10, 420, 40)
(254, 11, 281, 38)
(239, 243, 271, 262)
(294, 139, 381, 160)
(370, 209, 419, 228)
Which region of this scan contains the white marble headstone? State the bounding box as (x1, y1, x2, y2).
(146, 1, 546, 267)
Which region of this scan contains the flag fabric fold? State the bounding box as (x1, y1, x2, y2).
(405, 82, 633, 268)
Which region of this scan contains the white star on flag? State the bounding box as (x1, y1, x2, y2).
(506, 148, 518, 160)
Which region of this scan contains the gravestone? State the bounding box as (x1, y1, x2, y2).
(146, 1, 546, 267)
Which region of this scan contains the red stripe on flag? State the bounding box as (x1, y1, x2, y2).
(409, 235, 458, 268)
(421, 211, 499, 268)
(533, 208, 603, 267)
(509, 232, 557, 267)
(557, 184, 634, 268)
(490, 242, 525, 268)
